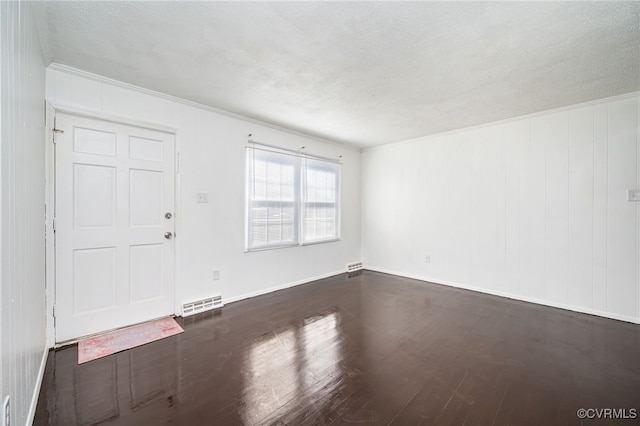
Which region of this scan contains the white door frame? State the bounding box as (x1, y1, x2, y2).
(44, 103, 182, 347)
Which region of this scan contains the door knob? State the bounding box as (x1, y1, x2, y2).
(165, 212, 172, 219)
(164, 232, 173, 239)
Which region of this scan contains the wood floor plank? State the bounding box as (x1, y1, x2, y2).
(34, 271, 640, 425)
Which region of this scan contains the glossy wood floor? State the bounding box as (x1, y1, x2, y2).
(34, 271, 640, 425)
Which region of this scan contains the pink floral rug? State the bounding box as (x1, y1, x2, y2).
(78, 317, 184, 364)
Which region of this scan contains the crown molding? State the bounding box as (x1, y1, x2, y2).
(362, 90, 640, 153)
(48, 62, 362, 152)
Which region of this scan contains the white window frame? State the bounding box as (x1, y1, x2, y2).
(245, 143, 341, 252)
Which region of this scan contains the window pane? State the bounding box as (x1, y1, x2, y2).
(253, 160, 267, 200)
(281, 164, 295, 201)
(250, 207, 268, 246)
(247, 148, 299, 250)
(281, 205, 295, 241)
(302, 158, 340, 244)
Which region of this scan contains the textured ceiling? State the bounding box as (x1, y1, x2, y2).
(34, 1, 640, 148)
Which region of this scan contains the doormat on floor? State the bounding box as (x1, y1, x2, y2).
(78, 317, 184, 364)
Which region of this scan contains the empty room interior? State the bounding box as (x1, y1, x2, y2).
(2, 1, 640, 425)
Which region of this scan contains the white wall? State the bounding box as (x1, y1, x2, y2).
(45, 66, 361, 308)
(0, 2, 47, 425)
(362, 94, 640, 323)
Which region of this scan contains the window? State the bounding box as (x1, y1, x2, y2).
(302, 158, 339, 244)
(246, 145, 340, 251)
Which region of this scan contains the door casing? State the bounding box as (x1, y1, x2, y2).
(44, 104, 182, 346)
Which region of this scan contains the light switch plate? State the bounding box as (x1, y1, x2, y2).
(627, 189, 640, 202)
(197, 192, 209, 203)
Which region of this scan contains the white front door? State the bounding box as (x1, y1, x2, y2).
(55, 113, 176, 342)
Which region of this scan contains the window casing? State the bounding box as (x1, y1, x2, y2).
(246, 146, 340, 251)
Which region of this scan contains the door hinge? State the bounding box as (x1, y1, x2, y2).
(52, 116, 61, 144)
(53, 116, 63, 137)
(53, 218, 56, 232)
(53, 306, 56, 318)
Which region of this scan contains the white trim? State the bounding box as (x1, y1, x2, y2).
(248, 139, 343, 164)
(49, 104, 178, 134)
(50, 64, 638, 154)
(245, 243, 300, 253)
(365, 267, 640, 325)
(44, 101, 56, 348)
(301, 238, 341, 247)
(26, 347, 49, 426)
(244, 238, 342, 253)
(173, 129, 183, 316)
(47, 63, 361, 152)
(362, 91, 640, 153)
(636, 95, 640, 326)
(223, 270, 345, 305)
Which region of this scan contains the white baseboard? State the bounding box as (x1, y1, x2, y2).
(26, 346, 49, 426)
(365, 267, 640, 325)
(223, 269, 345, 305)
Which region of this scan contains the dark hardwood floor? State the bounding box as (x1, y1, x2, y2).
(34, 271, 640, 425)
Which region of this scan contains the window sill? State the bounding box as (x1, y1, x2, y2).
(245, 238, 340, 253)
(301, 238, 341, 247)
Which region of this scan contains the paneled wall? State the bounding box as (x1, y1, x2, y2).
(362, 95, 640, 323)
(0, 2, 47, 425)
(45, 66, 361, 308)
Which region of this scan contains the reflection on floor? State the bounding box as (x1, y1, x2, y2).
(242, 310, 342, 424)
(34, 271, 640, 425)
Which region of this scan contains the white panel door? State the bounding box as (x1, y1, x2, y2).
(55, 113, 175, 342)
